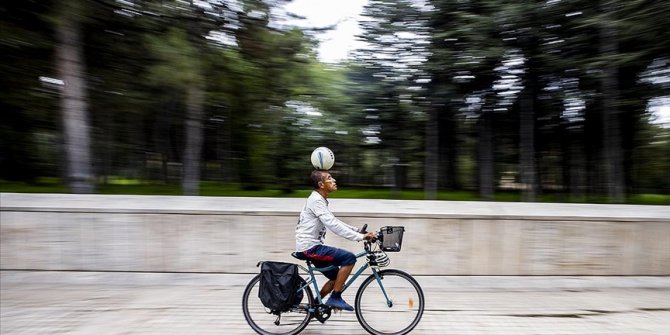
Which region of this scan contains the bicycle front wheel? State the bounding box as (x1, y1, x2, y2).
(242, 274, 313, 335)
(355, 269, 424, 335)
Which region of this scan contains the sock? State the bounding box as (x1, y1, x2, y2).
(331, 291, 342, 298)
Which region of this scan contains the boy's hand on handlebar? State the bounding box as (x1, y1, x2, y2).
(363, 232, 377, 242)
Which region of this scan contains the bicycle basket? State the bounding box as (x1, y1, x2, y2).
(379, 226, 405, 252)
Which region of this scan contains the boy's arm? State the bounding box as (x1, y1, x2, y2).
(312, 200, 364, 241)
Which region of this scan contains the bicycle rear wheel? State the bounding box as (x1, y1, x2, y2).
(242, 274, 313, 335)
(354, 269, 424, 335)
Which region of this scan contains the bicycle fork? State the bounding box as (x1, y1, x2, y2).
(348, 265, 394, 309)
(371, 269, 394, 308)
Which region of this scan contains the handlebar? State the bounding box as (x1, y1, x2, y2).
(360, 224, 383, 246)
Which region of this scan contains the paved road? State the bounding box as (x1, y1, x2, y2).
(1, 271, 669, 335)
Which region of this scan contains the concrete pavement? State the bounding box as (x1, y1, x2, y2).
(2, 271, 669, 334)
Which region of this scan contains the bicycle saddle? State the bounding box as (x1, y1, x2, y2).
(291, 252, 308, 260)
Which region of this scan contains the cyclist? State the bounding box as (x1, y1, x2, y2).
(295, 170, 376, 311)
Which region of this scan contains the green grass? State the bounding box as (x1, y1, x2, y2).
(1, 179, 668, 205)
(628, 194, 670, 205)
(0, 179, 69, 193)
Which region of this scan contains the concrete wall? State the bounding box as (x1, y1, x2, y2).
(1, 193, 669, 275)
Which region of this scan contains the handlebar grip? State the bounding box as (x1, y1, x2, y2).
(360, 224, 368, 234)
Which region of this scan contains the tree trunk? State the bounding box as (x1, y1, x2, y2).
(478, 110, 494, 200)
(100, 106, 112, 185)
(56, 14, 94, 193)
(439, 107, 459, 190)
(519, 68, 538, 202)
(182, 84, 205, 195)
(600, 1, 625, 203)
(562, 120, 585, 201)
(424, 106, 438, 200)
(570, 133, 586, 201)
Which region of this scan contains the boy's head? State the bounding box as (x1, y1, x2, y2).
(310, 170, 337, 192)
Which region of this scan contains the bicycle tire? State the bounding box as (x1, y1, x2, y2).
(354, 269, 424, 335)
(242, 274, 314, 335)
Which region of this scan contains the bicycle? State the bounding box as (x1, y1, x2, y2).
(242, 225, 424, 335)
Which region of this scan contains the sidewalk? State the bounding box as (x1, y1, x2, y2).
(1, 271, 669, 334)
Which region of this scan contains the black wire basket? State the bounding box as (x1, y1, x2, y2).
(379, 226, 405, 252)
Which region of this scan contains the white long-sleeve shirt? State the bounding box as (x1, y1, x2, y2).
(295, 191, 364, 252)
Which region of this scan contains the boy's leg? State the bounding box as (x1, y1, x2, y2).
(304, 245, 356, 310)
(320, 280, 335, 298)
(320, 263, 352, 298)
(325, 249, 356, 311)
(333, 264, 354, 292)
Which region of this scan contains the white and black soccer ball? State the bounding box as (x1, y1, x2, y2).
(310, 147, 335, 170)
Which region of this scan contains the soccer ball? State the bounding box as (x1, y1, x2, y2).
(311, 147, 335, 170)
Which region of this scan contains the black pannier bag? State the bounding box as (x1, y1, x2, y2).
(258, 261, 299, 312)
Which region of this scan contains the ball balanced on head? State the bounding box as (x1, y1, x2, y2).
(311, 147, 335, 170)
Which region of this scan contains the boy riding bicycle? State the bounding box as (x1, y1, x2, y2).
(295, 170, 376, 311)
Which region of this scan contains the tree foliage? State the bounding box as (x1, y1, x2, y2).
(1, 0, 668, 201)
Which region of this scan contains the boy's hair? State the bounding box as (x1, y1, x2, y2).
(310, 170, 326, 189)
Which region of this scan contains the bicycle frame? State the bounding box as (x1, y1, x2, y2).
(244, 226, 422, 335)
(298, 247, 392, 308)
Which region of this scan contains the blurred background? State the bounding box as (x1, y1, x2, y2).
(1, 0, 668, 204)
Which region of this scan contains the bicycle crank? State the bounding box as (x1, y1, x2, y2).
(313, 305, 332, 323)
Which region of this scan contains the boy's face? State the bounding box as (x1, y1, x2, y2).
(321, 172, 338, 192)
